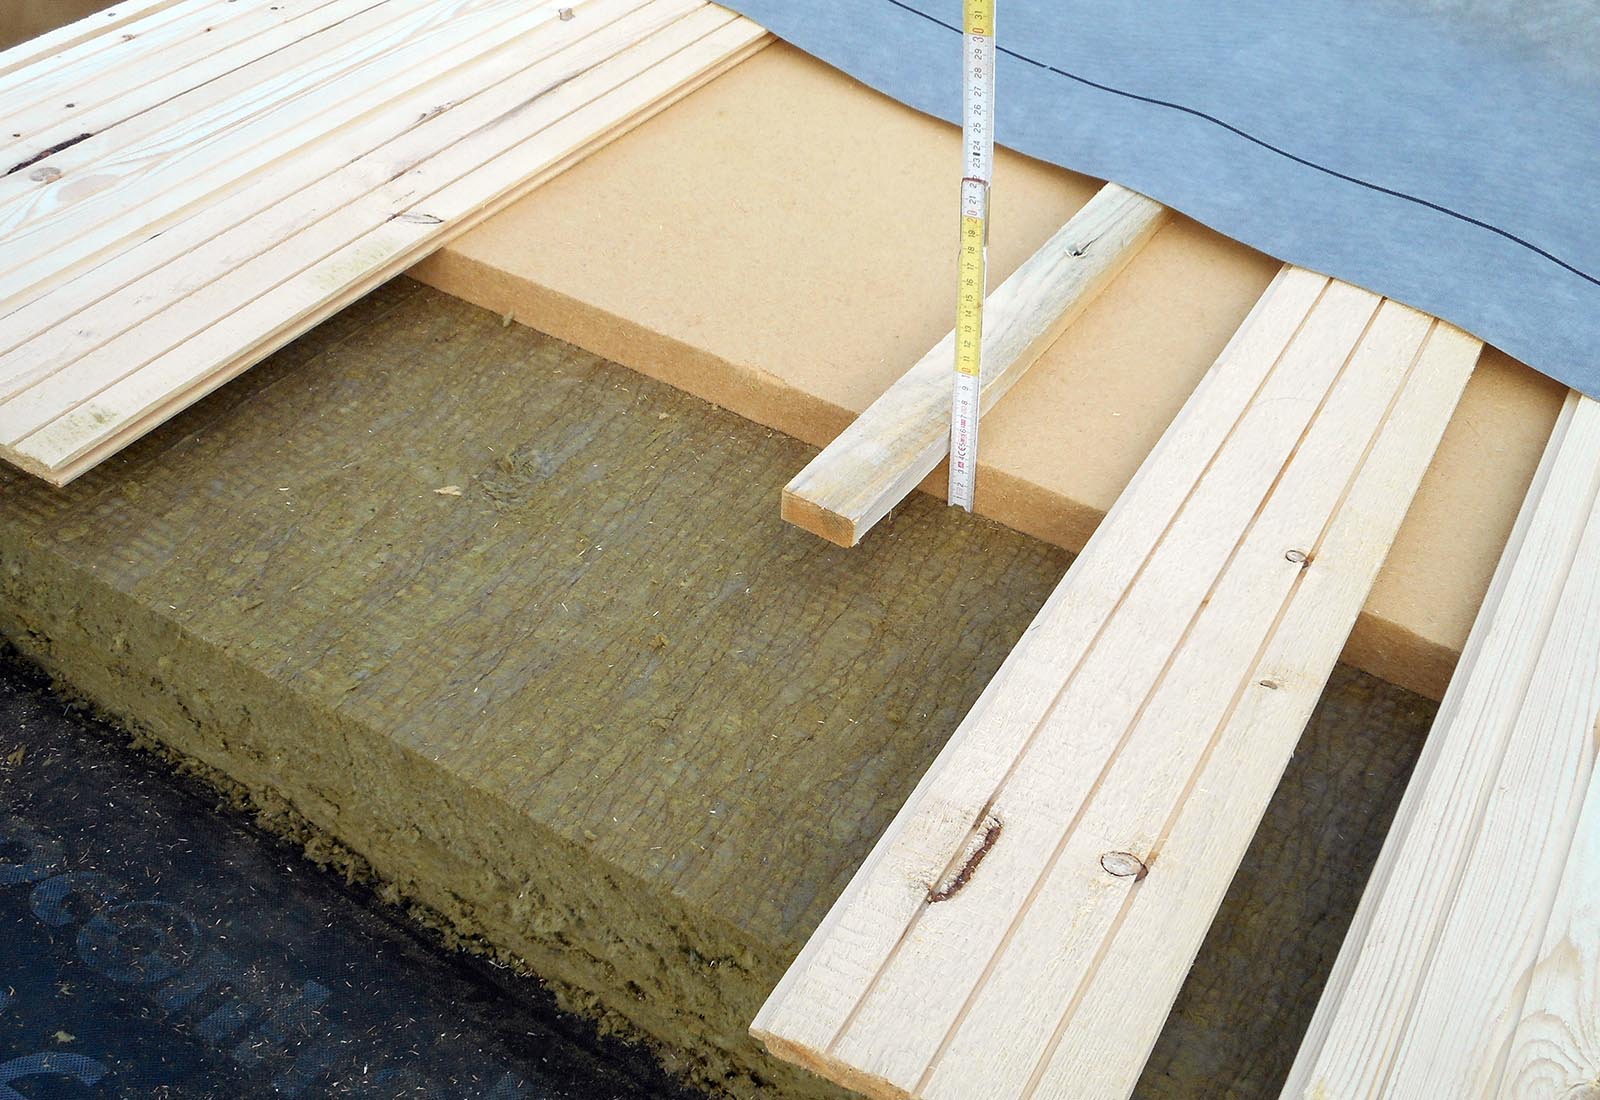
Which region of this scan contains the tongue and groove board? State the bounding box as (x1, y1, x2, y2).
(751, 266, 1483, 1100)
(0, 0, 769, 485)
(1283, 389, 1600, 1100)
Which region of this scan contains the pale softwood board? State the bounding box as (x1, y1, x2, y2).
(0, 0, 721, 384)
(0, 0, 769, 484)
(752, 266, 1482, 1100)
(0, 0, 502, 300)
(782, 182, 1167, 547)
(4, 1, 391, 173)
(1500, 724, 1600, 1100)
(0, 0, 191, 79)
(1283, 390, 1600, 1100)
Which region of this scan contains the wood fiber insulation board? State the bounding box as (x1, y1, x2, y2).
(1284, 390, 1600, 1100)
(751, 267, 1481, 1100)
(0, 0, 768, 484)
(412, 43, 1570, 701)
(784, 182, 1168, 547)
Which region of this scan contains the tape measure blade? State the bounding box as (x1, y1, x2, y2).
(951, 0, 994, 512)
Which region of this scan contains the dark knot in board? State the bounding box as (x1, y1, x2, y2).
(927, 815, 1003, 904)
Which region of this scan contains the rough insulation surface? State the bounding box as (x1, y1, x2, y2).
(0, 281, 1438, 1098)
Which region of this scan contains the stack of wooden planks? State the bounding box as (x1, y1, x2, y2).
(755, 225, 1484, 1096)
(0, 0, 767, 484)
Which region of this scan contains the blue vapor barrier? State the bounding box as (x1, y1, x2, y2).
(720, 0, 1600, 397)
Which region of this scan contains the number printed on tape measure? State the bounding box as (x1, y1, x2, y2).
(965, 0, 994, 38)
(956, 214, 985, 378)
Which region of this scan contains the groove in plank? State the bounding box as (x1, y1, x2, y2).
(752, 267, 1481, 1100)
(0, 2, 769, 482)
(782, 182, 1167, 547)
(1282, 389, 1600, 1100)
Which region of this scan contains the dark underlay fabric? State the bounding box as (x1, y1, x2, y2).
(720, 0, 1600, 397)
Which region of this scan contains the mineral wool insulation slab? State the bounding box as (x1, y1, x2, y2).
(718, 0, 1600, 399)
(0, 279, 1441, 1100)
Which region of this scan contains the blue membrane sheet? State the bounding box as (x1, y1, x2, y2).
(721, 0, 1600, 395)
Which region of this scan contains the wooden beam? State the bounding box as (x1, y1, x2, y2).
(752, 266, 1481, 1100)
(1283, 389, 1600, 1100)
(781, 182, 1167, 547)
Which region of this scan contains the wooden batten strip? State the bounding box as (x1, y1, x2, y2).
(752, 267, 1481, 1100)
(781, 182, 1167, 547)
(1282, 389, 1600, 1100)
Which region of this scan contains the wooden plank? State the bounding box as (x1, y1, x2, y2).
(782, 182, 1166, 547)
(1498, 722, 1600, 1100)
(752, 267, 1481, 1100)
(0, 6, 770, 482)
(36, 26, 771, 484)
(0, 0, 200, 83)
(3, 0, 370, 163)
(0, 0, 395, 197)
(0, 0, 525, 305)
(0, 0, 241, 117)
(1282, 389, 1600, 1100)
(0, 0, 710, 414)
(0, 0, 674, 396)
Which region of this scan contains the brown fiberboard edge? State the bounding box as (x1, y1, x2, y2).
(412, 42, 1569, 701)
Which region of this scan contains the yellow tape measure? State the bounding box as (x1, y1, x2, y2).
(948, 0, 995, 511)
(956, 207, 986, 382)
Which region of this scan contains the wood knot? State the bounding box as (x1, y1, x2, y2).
(29, 166, 62, 183)
(1561, 1082, 1600, 1100)
(1100, 851, 1148, 881)
(927, 814, 1002, 903)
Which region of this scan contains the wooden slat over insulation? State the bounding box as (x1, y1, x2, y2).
(783, 182, 1167, 547)
(0, 0, 768, 484)
(1285, 390, 1600, 1100)
(752, 268, 1482, 1100)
